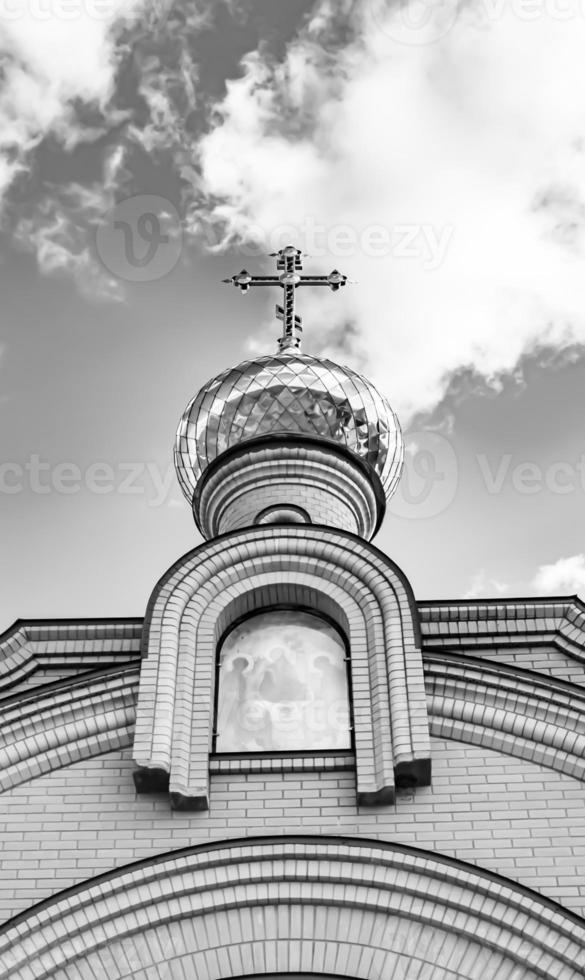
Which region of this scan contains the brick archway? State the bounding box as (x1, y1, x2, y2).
(0, 837, 583, 980)
(134, 526, 430, 808)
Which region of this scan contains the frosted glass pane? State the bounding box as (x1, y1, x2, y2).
(216, 610, 351, 752)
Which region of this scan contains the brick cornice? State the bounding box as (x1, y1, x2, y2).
(0, 618, 142, 694)
(0, 836, 582, 979)
(2, 653, 585, 792)
(425, 651, 585, 779)
(419, 596, 585, 659)
(2, 596, 583, 678)
(4, 596, 585, 698)
(0, 665, 137, 792)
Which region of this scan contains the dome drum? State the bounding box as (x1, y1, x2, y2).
(193, 436, 385, 540)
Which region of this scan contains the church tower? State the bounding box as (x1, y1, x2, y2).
(133, 245, 431, 809)
(1, 247, 584, 980)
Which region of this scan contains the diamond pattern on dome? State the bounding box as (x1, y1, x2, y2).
(174, 352, 403, 501)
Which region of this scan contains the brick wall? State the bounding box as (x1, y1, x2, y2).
(448, 644, 585, 686)
(195, 443, 380, 540)
(1, 736, 584, 924)
(219, 482, 358, 534)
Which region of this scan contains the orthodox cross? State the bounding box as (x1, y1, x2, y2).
(223, 244, 351, 351)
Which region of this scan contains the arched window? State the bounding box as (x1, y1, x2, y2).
(254, 504, 311, 525)
(215, 609, 351, 753)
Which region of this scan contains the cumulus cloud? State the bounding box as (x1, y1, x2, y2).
(0, 0, 209, 297)
(8, 0, 585, 343)
(464, 553, 585, 599)
(0, 0, 154, 295)
(463, 571, 510, 600)
(126, 5, 204, 156)
(0, 0, 151, 195)
(191, 0, 585, 419)
(13, 144, 129, 300)
(531, 554, 585, 597)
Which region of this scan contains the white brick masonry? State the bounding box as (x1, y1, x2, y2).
(193, 440, 382, 540)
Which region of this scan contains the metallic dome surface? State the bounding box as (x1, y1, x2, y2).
(175, 351, 404, 501)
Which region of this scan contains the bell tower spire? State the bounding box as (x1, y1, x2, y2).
(222, 243, 351, 352)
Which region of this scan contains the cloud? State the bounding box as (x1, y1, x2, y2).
(463, 570, 510, 600)
(0, 0, 155, 295)
(13, 143, 129, 300)
(464, 553, 585, 599)
(126, 3, 207, 156)
(191, 0, 585, 419)
(531, 554, 585, 597)
(0, 1, 151, 194)
(0, 0, 208, 298)
(9, 0, 585, 344)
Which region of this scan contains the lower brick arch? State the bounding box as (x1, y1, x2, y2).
(228, 976, 361, 980)
(0, 837, 583, 980)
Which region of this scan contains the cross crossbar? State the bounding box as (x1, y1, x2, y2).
(222, 244, 351, 351)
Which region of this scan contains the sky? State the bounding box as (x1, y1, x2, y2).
(2, 0, 585, 631)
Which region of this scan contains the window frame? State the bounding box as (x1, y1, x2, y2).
(211, 604, 355, 756)
(254, 504, 312, 525)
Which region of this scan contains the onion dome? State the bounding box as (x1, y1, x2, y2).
(174, 349, 404, 502)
